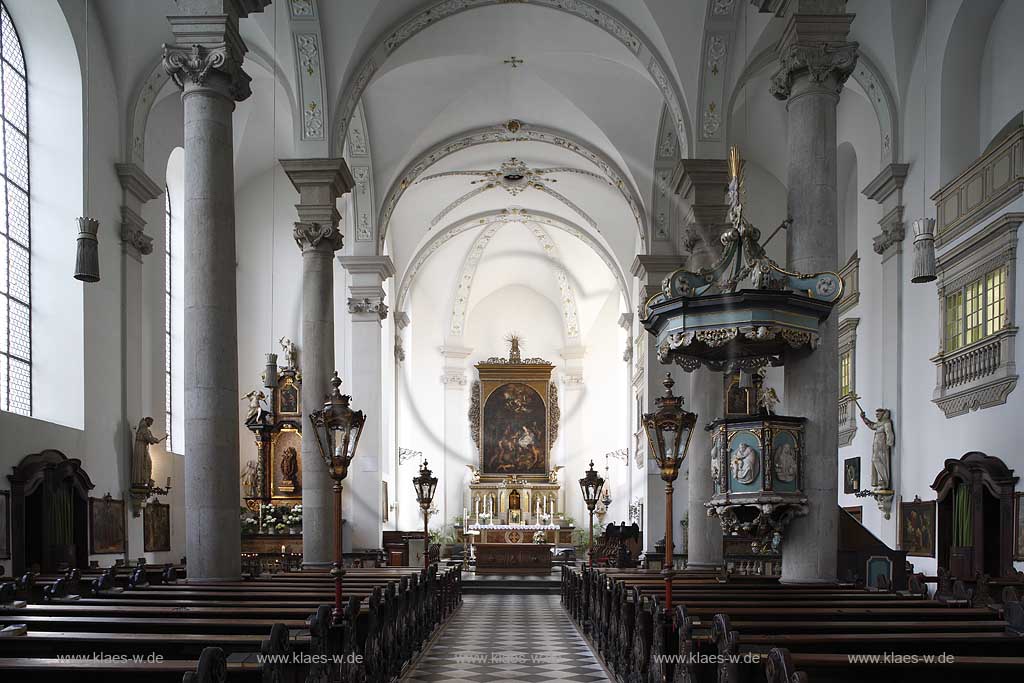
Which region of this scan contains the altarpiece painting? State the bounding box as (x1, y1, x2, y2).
(900, 497, 936, 558)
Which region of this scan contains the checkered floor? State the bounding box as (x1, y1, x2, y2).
(402, 594, 610, 682)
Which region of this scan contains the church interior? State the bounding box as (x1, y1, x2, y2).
(1, 0, 1023, 681)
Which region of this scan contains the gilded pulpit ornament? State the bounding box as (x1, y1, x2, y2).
(642, 146, 842, 373)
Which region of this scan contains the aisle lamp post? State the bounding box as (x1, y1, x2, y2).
(413, 460, 438, 570)
(579, 461, 604, 567)
(310, 372, 366, 624)
(642, 374, 697, 613)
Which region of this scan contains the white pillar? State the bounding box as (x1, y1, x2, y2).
(163, 1, 269, 580)
(281, 158, 354, 567)
(769, 4, 858, 583)
(631, 255, 688, 555)
(441, 342, 473, 525)
(338, 255, 395, 552)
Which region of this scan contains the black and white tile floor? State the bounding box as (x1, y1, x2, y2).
(402, 594, 611, 682)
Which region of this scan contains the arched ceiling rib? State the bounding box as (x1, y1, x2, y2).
(396, 208, 628, 317)
(378, 120, 647, 250)
(329, 0, 692, 159)
(448, 220, 581, 342)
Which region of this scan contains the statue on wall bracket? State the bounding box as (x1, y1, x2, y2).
(851, 392, 895, 518)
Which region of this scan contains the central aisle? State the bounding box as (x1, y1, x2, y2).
(403, 593, 611, 682)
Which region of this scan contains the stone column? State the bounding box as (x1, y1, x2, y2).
(769, 3, 858, 583)
(631, 255, 687, 555)
(338, 255, 395, 552)
(281, 159, 354, 567)
(863, 163, 908, 540)
(673, 159, 730, 569)
(163, 0, 269, 580)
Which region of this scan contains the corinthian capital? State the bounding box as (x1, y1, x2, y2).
(163, 43, 253, 101)
(770, 42, 858, 99)
(293, 222, 344, 252)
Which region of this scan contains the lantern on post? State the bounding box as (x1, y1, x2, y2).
(579, 461, 604, 567)
(642, 373, 697, 612)
(309, 371, 366, 624)
(413, 460, 438, 570)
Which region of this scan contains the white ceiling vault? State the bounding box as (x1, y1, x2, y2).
(102, 0, 913, 351)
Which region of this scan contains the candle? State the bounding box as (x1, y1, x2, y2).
(280, 545, 285, 554)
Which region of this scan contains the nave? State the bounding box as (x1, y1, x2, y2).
(404, 592, 609, 683)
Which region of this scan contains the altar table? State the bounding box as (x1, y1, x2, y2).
(475, 543, 553, 575)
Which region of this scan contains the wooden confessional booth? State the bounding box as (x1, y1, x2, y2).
(931, 452, 1018, 579)
(7, 449, 95, 574)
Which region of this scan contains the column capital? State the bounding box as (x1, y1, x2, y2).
(338, 255, 396, 280)
(121, 206, 154, 260)
(163, 33, 252, 102)
(872, 205, 906, 257)
(347, 292, 388, 321)
(769, 14, 858, 101)
(116, 163, 161, 261)
(293, 222, 344, 252)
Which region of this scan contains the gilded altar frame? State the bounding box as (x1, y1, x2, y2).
(470, 358, 559, 482)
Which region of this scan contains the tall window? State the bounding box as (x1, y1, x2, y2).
(164, 188, 173, 452)
(944, 264, 1009, 351)
(839, 350, 852, 397)
(0, 3, 29, 415)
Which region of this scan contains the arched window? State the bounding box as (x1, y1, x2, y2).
(0, 2, 29, 416)
(164, 187, 173, 452)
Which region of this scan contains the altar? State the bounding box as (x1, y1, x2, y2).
(468, 524, 573, 545)
(475, 543, 553, 575)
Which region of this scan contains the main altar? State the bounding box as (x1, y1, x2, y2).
(464, 337, 574, 572)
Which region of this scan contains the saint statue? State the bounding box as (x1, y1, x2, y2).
(280, 447, 299, 487)
(279, 336, 298, 369)
(131, 417, 166, 489)
(730, 442, 759, 484)
(241, 460, 260, 498)
(774, 442, 798, 483)
(859, 407, 894, 489)
(242, 389, 269, 424)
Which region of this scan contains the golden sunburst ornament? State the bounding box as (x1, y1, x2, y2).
(505, 333, 523, 363)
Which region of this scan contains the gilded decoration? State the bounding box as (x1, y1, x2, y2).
(469, 336, 559, 482)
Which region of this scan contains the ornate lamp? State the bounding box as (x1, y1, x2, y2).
(642, 374, 697, 612)
(309, 371, 366, 624)
(579, 461, 604, 567)
(413, 460, 438, 570)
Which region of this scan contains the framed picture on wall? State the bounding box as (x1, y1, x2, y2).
(144, 501, 171, 553)
(89, 495, 126, 555)
(843, 457, 861, 494)
(1014, 492, 1024, 562)
(899, 497, 936, 558)
(0, 490, 10, 560)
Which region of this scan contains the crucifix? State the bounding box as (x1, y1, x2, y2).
(504, 56, 524, 68)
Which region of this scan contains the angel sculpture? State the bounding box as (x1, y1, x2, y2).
(466, 464, 481, 484)
(757, 385, 780, 415)
(548, 465, 564, 484)
(279, 336, 298, 369)
(242, 390, 269, 424)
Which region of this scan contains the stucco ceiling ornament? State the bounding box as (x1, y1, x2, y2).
(417, 156, 607, 231)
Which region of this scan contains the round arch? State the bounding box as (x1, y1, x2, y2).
(396, 208, 630, 317)
(330, 0, 692, 160)
(378, 120, 649, 250)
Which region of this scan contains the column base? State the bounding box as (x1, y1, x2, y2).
(684, 562, 722, 571)
(303, 561, 334, 570)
